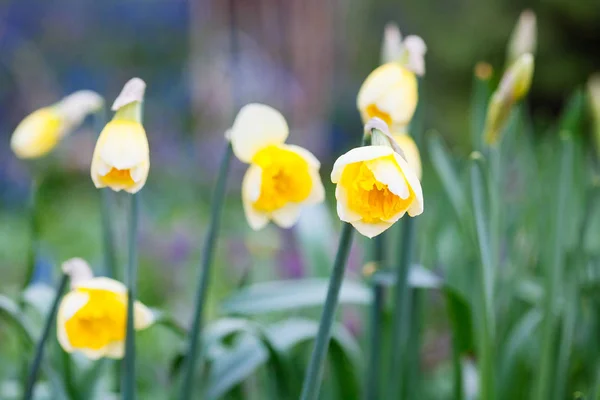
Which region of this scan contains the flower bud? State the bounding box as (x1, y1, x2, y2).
(588, 75, 600, 155)
(507, 10, 537, 66)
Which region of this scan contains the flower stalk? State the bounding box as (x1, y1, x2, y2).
(123, 193, 139, 400)
(365, 235, 385, 400)
(23, 273, 69, 400)
(179, 143, 233, 400)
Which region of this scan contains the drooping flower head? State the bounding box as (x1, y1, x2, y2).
(11, 91, 104, 159)
(91, 78, 150, 193)
(357, 63, 418, 132)
(331, 120, 423, 238)
(57, 258, 154, 360)
(229, 104, 325, 230)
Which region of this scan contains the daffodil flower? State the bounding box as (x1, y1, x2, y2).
(357, 63, 418, 132)
(91, 78, 149, 193)
(57, 258, 154, 360)
(331, 145, 423, 238)
(229, 104, 325, 230)
(10, 91, 104, 159)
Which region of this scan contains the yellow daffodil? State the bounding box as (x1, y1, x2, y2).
(229, 103, 325, 230)
(57, 258, 154, 360)
(392, 133, 422, 180)
(11, 91, 104, 159)
(357, 63, 418, 131)
(91, 78, 149, 193)
(331, 144, 423, 238)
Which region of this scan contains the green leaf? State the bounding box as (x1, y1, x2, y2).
(428, 132, 469, 226)
(206, 334, 269, 399)
(221, 279, 371, 315)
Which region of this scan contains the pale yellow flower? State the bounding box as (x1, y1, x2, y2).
(357, 63, 418, 131)
(57, 258, 153, 360)
(229, 104, 325, 230)
(11, 91, 103, 159)
(91, 78, 149, 194)
(331, 145, 423, 238)
(392, 133, 422, 180)
(507, 10, 537, 66)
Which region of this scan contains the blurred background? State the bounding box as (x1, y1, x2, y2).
(0, 0, 599, 398)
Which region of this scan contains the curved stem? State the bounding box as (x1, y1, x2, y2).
(300, 223, 355, 400)
(366, 235, 385, 400)
(179, 144, 233, 400)
(23, 273, 69, 400)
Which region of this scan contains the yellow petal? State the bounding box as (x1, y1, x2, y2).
(392, 133, 422, 180)
(367, 156, 409, 199)
(229, 104, 289, 163)
(10, 108, 64, 159)
(391, 152, 424, 216)
(57, 291, 89, 353)
(357, 63, 418, 128)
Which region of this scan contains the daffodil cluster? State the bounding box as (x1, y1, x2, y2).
(229, 104, 325, 230)
(57, 258, 153, 360)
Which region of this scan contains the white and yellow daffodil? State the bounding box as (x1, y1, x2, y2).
(57, 258, 154, 360)
(331, 145, 423, 238)
(91, 78, 149, 194)
(357, 63, 418, 131)
(392, 132, 422, 180)
(11, 91, 104, 159)
(229, 104, 325, 230)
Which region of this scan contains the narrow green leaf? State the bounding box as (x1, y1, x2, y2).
(221, 279, 371, 315)
(295, 204, 335, 277)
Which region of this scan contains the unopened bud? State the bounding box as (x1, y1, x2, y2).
(498, 53, 534, 102)
(381, 23, 403, 64)
(61, 258, 94, 287)
(112, 77, 146, 122)
(507, 10, 537, 65)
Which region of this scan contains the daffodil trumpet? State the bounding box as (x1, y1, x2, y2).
(180, 142, 233, 400)
(23, 272, 69, 400)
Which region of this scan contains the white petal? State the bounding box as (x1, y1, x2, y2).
(366, 157, 409, 199)
(61, 258, 94, 287)
(331, 146, 394, 183)
(100, 341, 125, 359)
(229, 104, 289, 163)
(97, 121, 149, 170)
(350, 220, 393, 238)
(242, 165, 269, 230)
(130, 161, 149, 183)
(271, 203, 303, 228)
(392, 152, 424, 216)
(80, 345, 119, 360)
(112, 78, 146, 111)
(95, 159, 112, 176)
(335, 185, 362, 222)
(73, 277, 127, 294)
(242, 164, 262, 203)
(134, 301, 155, 330)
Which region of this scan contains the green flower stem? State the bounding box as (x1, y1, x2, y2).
(23, 178, 41, 293)
(123, 193, 139, 400)
(365, 235, 385, 400)
(180, 143, 233, 400)
(300, 223, 355, 400)
(23, 273, 69, 400)
(535, 137, 573, 400)
(387, 216, 415, 399)
(470, 156, 496, 400)
(94, 106, 118, 280)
